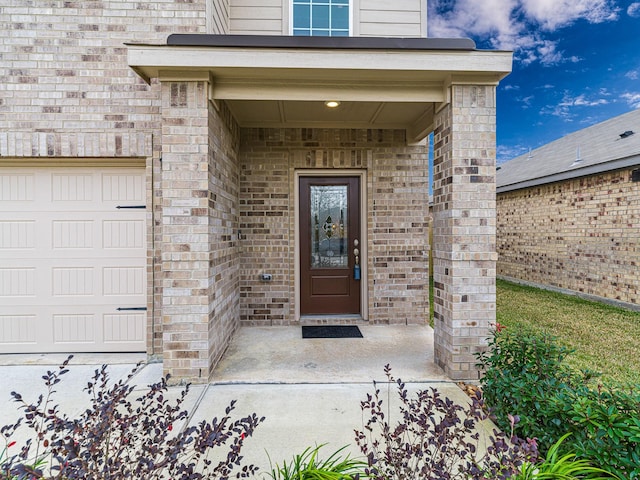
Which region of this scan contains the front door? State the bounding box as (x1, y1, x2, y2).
(299, 177, 361, 315)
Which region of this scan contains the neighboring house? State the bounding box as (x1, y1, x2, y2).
(497, 109, 640, 310)
(0, 1, 512, 382)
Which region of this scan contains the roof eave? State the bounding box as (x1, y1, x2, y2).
(127, 39, 513, 87)
(497, 154, 640, 193)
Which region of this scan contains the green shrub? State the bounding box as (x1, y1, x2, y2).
(477, 327, 640, 479)
(266, 444, 366, 480)
(514, 433, 616, 479)
(476, 327, 578, 448)
(558, 384, 640, 479)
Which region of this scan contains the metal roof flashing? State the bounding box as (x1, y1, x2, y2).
(166, 34, 477, 51)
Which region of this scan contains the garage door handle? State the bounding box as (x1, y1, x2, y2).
(116, 205, 146, 209)
(117, 307, 147, 311)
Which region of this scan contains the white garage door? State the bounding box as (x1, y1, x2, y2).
(0, 167, 147, 353)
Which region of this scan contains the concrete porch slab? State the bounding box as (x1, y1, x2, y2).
(211, 325, 449, 384)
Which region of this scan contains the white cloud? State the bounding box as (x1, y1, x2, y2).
(497, 144, 530, 162)
(521, 0, 619, 29)
(520, 95, 534, 108)
(428, 0, 620, 66)
(536, 40, 565, 65)
(572, 94, 609, 106)
(625, 70, 639, 80)
(628, 3, 640, 17)
(621, 92, 640, 108)
(541, 91, 610, 120)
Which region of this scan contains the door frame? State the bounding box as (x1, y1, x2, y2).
(294, 169, 368, 322)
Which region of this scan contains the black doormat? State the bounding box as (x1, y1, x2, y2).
(302, 325, 363, 339)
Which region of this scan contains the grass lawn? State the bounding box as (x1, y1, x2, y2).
(496, 279, 640, 385)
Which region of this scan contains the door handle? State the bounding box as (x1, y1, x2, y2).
(353, 239, 360, 280)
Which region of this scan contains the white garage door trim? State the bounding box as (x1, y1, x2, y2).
(0, 166, 147, 353)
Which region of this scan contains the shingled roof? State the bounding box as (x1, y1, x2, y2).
(497, 108, 640, 193)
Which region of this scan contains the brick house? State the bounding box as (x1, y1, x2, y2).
(0, 1, 512, 382)
(497, 108, 640, 310)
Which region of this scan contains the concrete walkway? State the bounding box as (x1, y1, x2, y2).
(0, 325, 476, 476)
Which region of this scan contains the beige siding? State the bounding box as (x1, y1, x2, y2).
(210, 0, 230, 34)
(228, 0, 426, 37)
(357, 0, 426, 37)
(229, 0, 284, 35)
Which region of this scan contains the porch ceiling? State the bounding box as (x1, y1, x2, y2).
(127, 35, 513, 142)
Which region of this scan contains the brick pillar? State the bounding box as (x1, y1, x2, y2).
(160, 79, 240, 384)
(160, 80, 211, 383)
(432, 85, 497, 380)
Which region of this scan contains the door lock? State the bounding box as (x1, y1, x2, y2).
(353, 239, 361, 280)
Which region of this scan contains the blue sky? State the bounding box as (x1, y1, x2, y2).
(428, 0, 640, 163)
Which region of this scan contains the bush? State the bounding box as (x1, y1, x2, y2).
(477, 327, 640, 479)
(266, 444, 366, 480)
(558, 384, 640, 479)
(0, 356, 264, 480)
(476, 327, 578, 448)
(514, 433, 616, 479)
(354, 365, 538, 480)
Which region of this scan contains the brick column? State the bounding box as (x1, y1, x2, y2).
(432, 85, 497, 380)
(160, 80, 211, 383)
(160, 79, 240, 384)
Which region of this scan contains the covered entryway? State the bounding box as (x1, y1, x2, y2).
(128, 35, 513, 383)
(299, 176, 361, 315)
(0, 166, 147, 353)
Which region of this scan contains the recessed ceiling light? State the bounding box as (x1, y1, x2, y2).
(324, 100, 341, 108)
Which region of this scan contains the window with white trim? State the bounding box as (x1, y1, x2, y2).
(292, 0, 350, 36)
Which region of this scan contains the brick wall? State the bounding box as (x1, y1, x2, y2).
(1, 0, 207, 139)
(238, 128, 430, 325)
(207, 101, 241, 374)
(497, 168, 640, 306)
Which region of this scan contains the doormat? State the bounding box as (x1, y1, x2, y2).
(302, 325, 363, 339)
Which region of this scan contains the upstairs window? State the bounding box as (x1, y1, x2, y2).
(293, 0, 350, 36)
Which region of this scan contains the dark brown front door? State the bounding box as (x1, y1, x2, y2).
(300, 177, 361, 315)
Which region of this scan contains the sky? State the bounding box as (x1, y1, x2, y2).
(427, 0, 640, 163)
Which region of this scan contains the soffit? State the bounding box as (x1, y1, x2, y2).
(127, 38, 512, 141)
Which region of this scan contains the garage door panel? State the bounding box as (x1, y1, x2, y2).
(103, 266, 145, 296)
(0, 173, 35, 201)
(0, 220, 36, 249)
(0, 315, 37, 346)
(0, 267, 36, 298)
(103, 219, 145, 249)
(104, 313, 145, 344)
(51, 173, 94, 202)
(53, 314, 96, 344)
(52, 267, 96, 297)
(102, 173, 145, 203)
(0, 166, 146, 353)
(52, 220, 95, 249)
